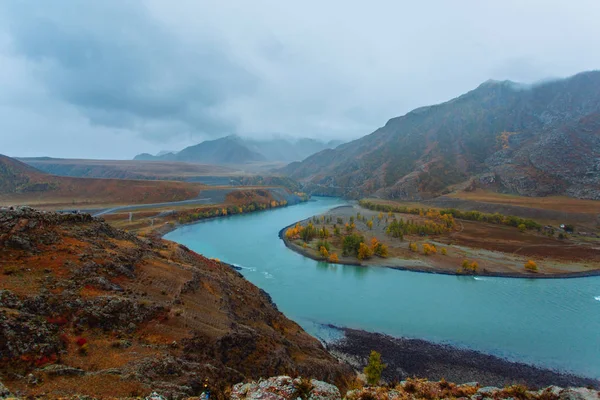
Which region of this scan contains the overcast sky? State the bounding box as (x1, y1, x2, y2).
(1, 0, 599, 159)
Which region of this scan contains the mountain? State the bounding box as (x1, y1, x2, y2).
(282, 71, 600, 200)
(0, 154, 205, 207)
(0, 207, 351, 398)
(134, 136, 266, 164)
(134, 136, 344, 164)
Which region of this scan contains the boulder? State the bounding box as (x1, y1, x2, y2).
(559, 387, 600, 400)
(230, 376, 341, 400)
(0, 381, 12, 399)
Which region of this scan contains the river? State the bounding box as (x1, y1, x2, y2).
(164, 197, 600, 379)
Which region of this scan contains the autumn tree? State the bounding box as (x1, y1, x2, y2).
(367, 220, 373, 230)
(329, 253, 339, 263)
(460, 259, 478, 273)
(319, 246, 329, 258)
(525, 260, 538, 272)
(422, 243, 437, 255)
(409, 242, 418, 252)
(357, 242, 373, 260)
(342, 234, 364, 257)
(363, 350, 386, 386)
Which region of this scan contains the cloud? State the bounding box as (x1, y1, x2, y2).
(1, 0, 599, 158)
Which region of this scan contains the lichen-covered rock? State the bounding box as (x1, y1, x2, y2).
(230, 376, 341, 400)
(559, 387, 600, 400)
(0, 381, 12, 399)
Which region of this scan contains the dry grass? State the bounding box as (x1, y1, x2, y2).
(447, 189, 600, 214)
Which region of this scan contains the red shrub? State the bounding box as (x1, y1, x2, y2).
(76, 337, 88, 347)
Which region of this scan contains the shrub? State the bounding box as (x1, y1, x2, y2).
(409, 242, 418, 252)
(460, 260, 478, 274)
(343, 234, 365, 257)
(518, 224, 526, 232)
(293, 377, 314, 400)
(316, 240, 331, 252)
(422, 243, 437, 255)
(319, 246, 329, 258)
(441, 248, 447, 255)
(524, 260, 538, 272)
(563, 224, 575, 233)
(357, 242, 373, 260)
(363, 350, 386, 385)
(329, 253, 339, 263)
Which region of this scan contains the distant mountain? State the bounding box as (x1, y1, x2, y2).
(0, 154, 50, 193)
(134, 135, 344, 164)
(134, 136, 265, 164)
(282, 71, 600, 200)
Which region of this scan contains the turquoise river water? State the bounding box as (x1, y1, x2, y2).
(165, 197, 600, 379)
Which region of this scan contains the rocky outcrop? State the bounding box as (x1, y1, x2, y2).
(344, 382, 600, 400)
(228, 376, 600, 400)
(231, 376, 341, 400)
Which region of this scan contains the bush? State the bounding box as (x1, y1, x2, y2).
(441, 248, 447, 255)
(343, 234, 365, 257)
(357, 242, 373, 260)
(422, 243, 437, 255)
(363, 350, 386, 386)
(316, 240, 331, 252)
(460, 260, 478, 274)
(409, 242, 418, 252)
(329, 253, 339, 263)
(319, 246, 329, 258)
(524, 260, 538, 272)
(293, 377, 314, 400)
(518, 224, 526, 232)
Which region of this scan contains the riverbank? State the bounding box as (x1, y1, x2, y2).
(326, 327, 600, 389)
(102, 187, 308, 238)
(279, 205, 600, 278)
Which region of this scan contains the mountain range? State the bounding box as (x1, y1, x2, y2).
(282, 71, 600, 200)
(134, 135, 343, 164)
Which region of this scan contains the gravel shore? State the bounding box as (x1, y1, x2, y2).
(325, 327, 599, 389)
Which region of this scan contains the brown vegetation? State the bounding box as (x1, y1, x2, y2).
(0, 154, 206, 209)
(0, 207, 350, 398)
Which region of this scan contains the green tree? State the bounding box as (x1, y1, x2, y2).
(363, 350, 386, 385)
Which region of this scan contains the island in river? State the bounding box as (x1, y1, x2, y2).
(281, 200, 600, 278)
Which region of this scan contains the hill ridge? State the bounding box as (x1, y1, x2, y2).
(283, 70, 600, 200)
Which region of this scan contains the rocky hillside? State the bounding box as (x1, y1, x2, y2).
(283, 71, 600, 200)
(0, 207, 351, 399)
(135, 135, 344, 164)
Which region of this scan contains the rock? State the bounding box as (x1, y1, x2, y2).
(231, 376, 341, 400)
(537, 386, 563, 397)
(475, 386, 499, 398)
(26, 373, 39, 386)
(0, 290, 22, 309)
(42, 364, 86, 377)
(0, 381, 12, 398)
(146, 392, 166, 400)
(559, 387, 600, 400)
(303, 378, 340, 400)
